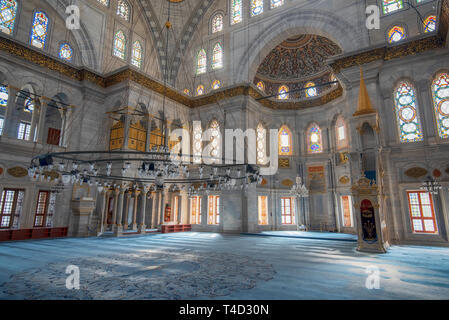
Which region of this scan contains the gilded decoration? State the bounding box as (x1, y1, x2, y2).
(279, 158, 290, 168)
(339, 152, 349, 165)
(351, 177, 379, 196)
(281, 179, 294, 187)
(405, 167, 428, 178)
(7, 166, 28, 178)
(339, 176, 350, 185)
(308, 166, 326, 194)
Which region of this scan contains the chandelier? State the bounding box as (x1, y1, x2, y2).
(289, 176, 309, 198)
(420, 176, 442, 195)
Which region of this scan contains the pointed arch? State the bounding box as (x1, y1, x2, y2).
(423, 15, 436, 33)
(231, 0, 243, 25)
(279, 125, 292, 156)
(431, 72, 449, 139)
(131, 40, 143, 68)
(257, 81, 265, 92)
(387, 25, 406, 43)
(251, 0, 264, 17)
(117, 0, 130, 21)
(211, 13, 223, 34)
(30, 11, 49, 49)
(0, 0, 18, 35)
(196, 85, 205, 96)
(278, 85, 289, 100)
(307, 123, 323, 154)
(394, 80, 423, 143)
(113, 30, 126, 59)
(197, 49, 207, 74)
(59, 43, 73, 62)
(212, 43, 223, 70)
(305, 82, 317, 97)
(335, 115, 348, 150)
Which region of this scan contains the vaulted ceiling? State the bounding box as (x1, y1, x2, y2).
(137, 0, 215, 84)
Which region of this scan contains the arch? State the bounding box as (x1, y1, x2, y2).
(131, 40, 143, 68)
(278, 125, 292, 156)
(117, 0, 131, 21)
(230, 0, 243, 25)
(250, 0, 264, 17)
(58, 43, 73, 62)
(212, 80, 221, 90)
(335, 115, 349, 150)
(211, 12, 223, 34)
(305, 82, 317, 97)
(387, 25, 406, 43)
(197, 49, 207, 74)
(423, 14, 437, 33)
(236, 9, 360, 83)
(393, 80, 423, 143)
(431, 72, 449, 139)
(278, 85, 289, 100)
(196, 85, 205, 96)
(256, 81, 265, 92)
(307, 123, 323, 154)
(211, 43, 223, 70)
(113, 30, 126, 59)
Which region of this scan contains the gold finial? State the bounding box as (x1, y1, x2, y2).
(165, 21, 172, 29)
(353, 66, 377, 117)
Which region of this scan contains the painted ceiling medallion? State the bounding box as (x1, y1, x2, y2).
(404, 167, 428, 178)
(7, 166, 28, 178)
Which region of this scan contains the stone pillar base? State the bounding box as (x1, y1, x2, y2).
(138, 224, 146, 234)
(113, 224, 123, 236)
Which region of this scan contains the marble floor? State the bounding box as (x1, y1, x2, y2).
(0, 232, 449, 299)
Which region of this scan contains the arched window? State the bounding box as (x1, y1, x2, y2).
(193, 121, 202, 163)
(117, 0, 130, 21)
(209, 120, 220, 159)
(257, 81, 265, 92)
(305, 82, 317, 97)
(197, 49, 207, 74)
(97, 0, 109, 6)
(308, 123, 323, 154)
(211, 13, 223, 33)
(382, 0, 403, 14)
(278, 85, 289, 100)
(271, 0, 284, 9)
(423, 15, 436, 33)
(183, 88, 190, 96)
(335, 116, 348, 150)
(211, 43, 223, 70)
(394, 81, 423, 143)
(24, 97, 34, 113)
(113, 30, 126, 60)
(59, 43, 73, 62)
(196, 85, 205, 96)
(231, 0, 242, 25)
(131, 41, 143, 68)
(251, 0, 263, 17)
(257, 123, 266, 164)
(0, 0, 18, 35)
(431, 73, 449, 139)
(30, 11, 49, 49)
(278, 125, 292, 156)
(387, 26, 406, 43)
(0, 85, 8, 107)
(212, 80, 221, 90)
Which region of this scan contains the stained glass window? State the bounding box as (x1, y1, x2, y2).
(278, 125, 292, 156)
(30, 11, 49, 49)
(197, 49, 207, 74)
(117, 0, 130, 21)
(0, 0, 18, 35)
(382, 0, 403, 14)
(231, 0, 242, 25)
(431, 73, 449, 139)
(190, 196, 201, 224)
(305, 82, 317, 97)
(258, 196, 268, 225)
(211, 43, 223, 70)
(183, 88, 190, 96)
(388, 26, 406, 43)
(251, 0, 263, 17)
(308, 123, 323, 153)
(278, 85, 288, 100)
(0, 116, 4, 135)
(257, 123, 266, 164)
(113, 30, 126, 60)
(212, 80, 221, 90)
(209, 120, 220, 161)
(97, 0, 109, 6)
(271, 0, 284, 9)
(0, 85, 8, 107)
(131, 41, 143, 68)
(24, 97, 34, 113)
(212, 13, 223, 33)
(423, 15, 436, 33)
(394, 81, 423, 143)
(257, 81, 265, 92)
(59, 43, 73, 62)
(196, 85, 205, 96)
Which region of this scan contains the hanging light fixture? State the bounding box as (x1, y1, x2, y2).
(420, 176, 442, 195)
(289, 176, 309, 198)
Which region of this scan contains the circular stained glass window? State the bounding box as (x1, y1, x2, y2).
(399, 95, 413, 105)
(402, 123, 417, 133)
(399, 106, 416, 122)
(436, 87, 449, 99)
(438, 100, 449, 116)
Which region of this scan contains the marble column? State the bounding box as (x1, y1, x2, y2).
(58, 107, 67, 147)
(151, 192, 158, 228)
(99, 190, 108, 234)
(111, 189, 119, 228)
(123, 192, 131, 229)
(36, 97, 48, 144)
(114, 189, 125, 235)
(2, 86, 18, 137)
(103, 190, 111, 229)
(29, 103, 39, 142)
(157, 191, 163, 226)
(132, 190, 140, 230)
(138, 190, 147, 233)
